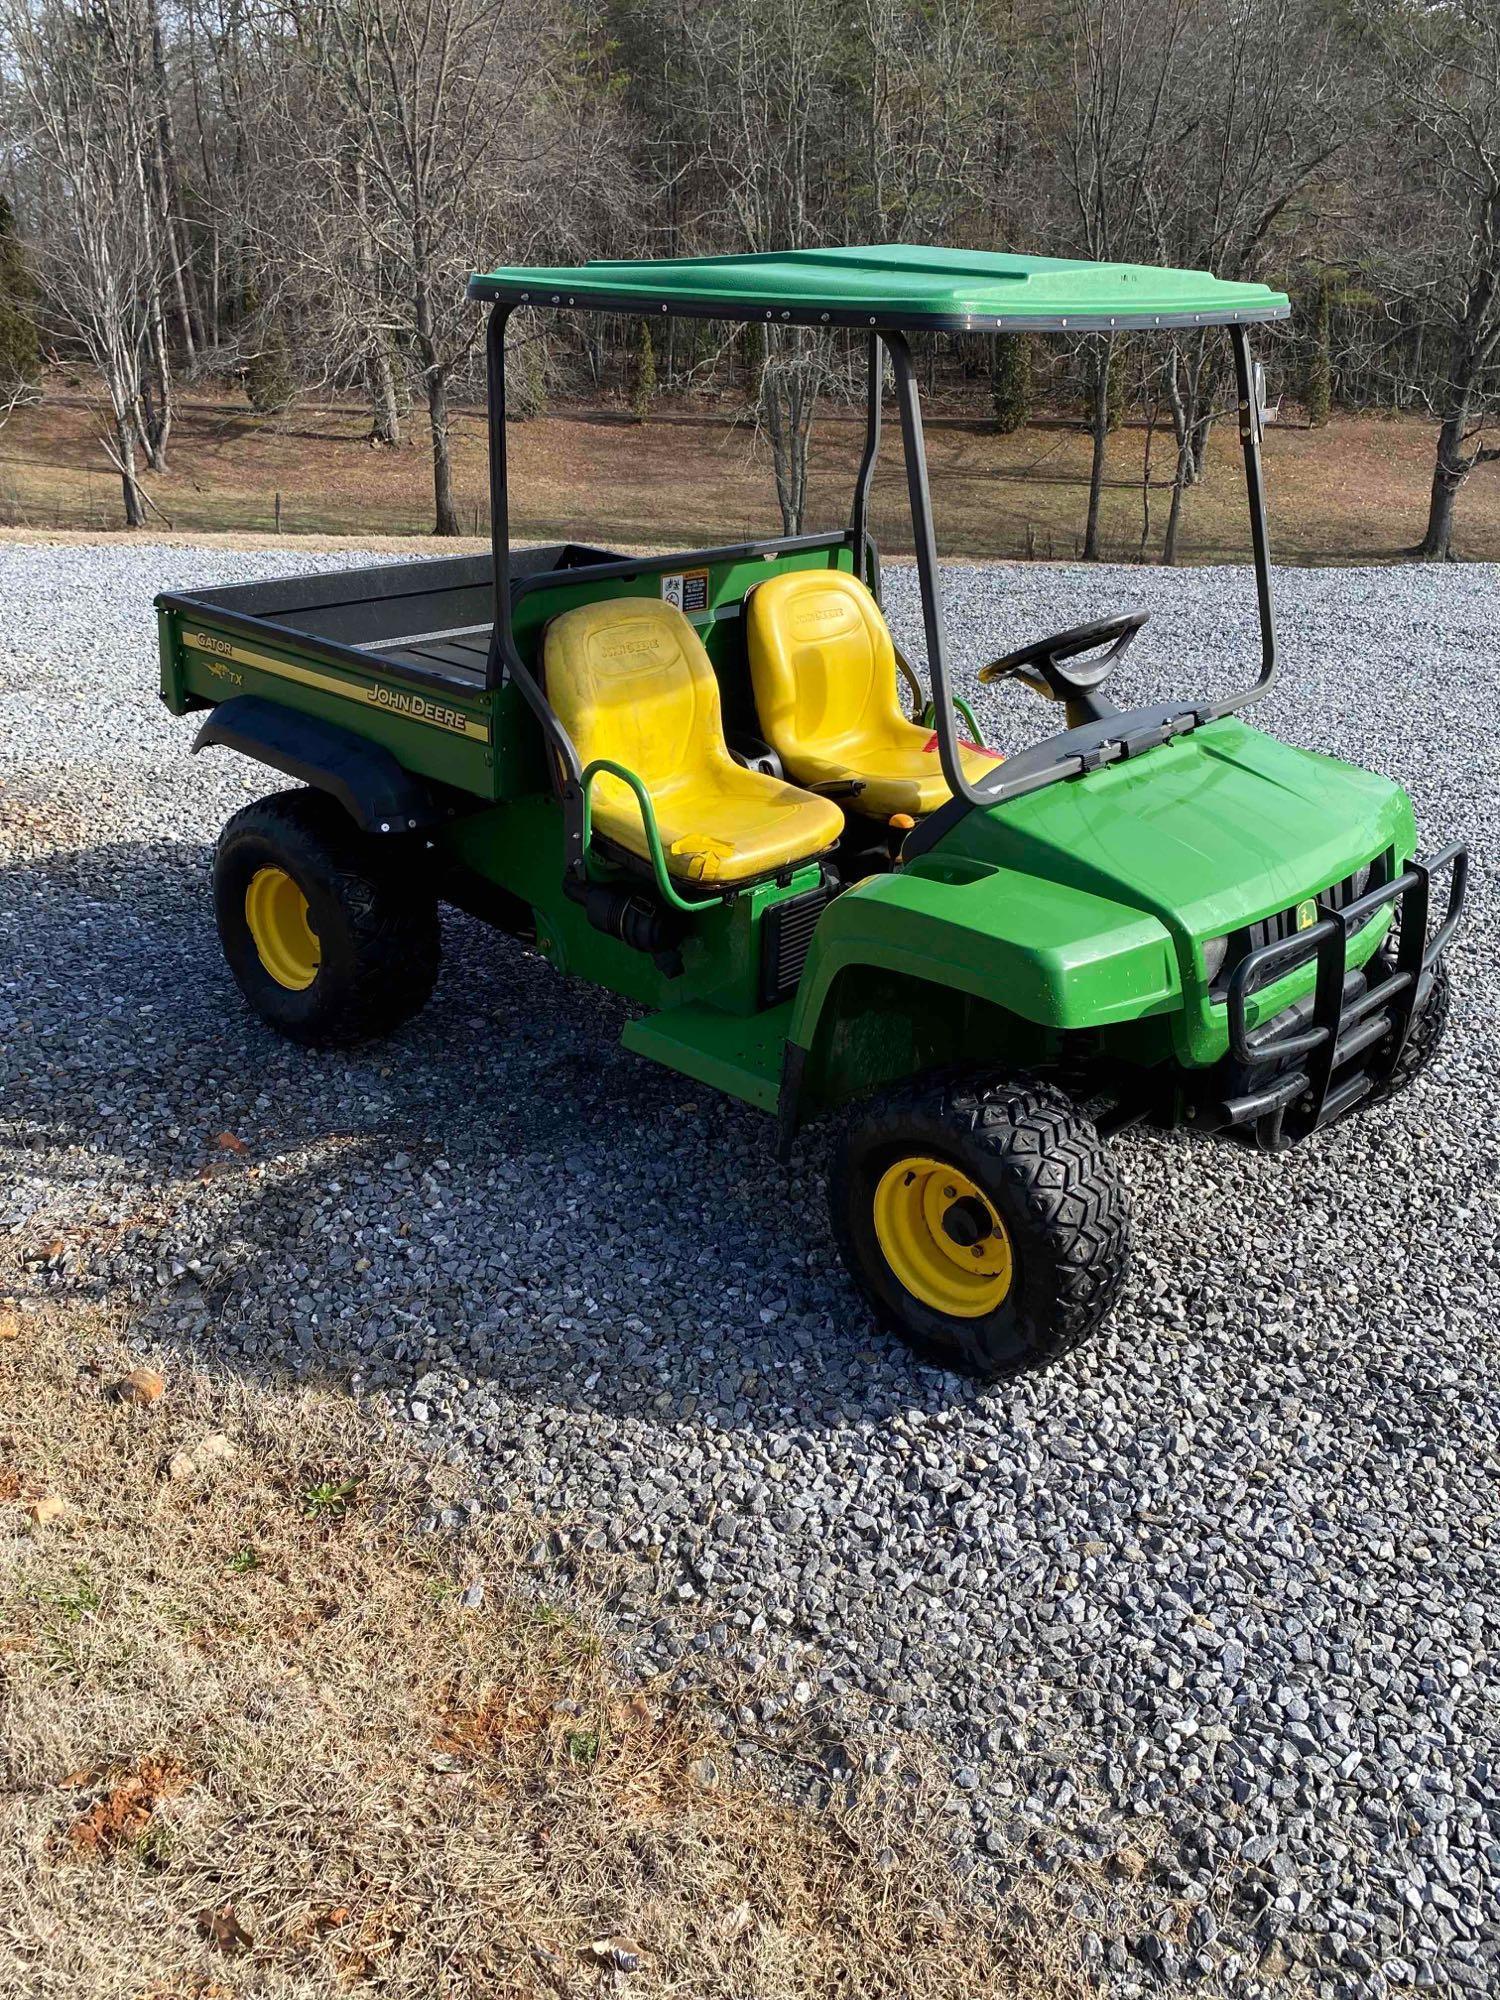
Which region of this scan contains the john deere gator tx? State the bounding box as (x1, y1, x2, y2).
(156, 245, 1467, 1378)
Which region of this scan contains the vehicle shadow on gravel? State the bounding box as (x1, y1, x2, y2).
(2, 838, 991, 1432)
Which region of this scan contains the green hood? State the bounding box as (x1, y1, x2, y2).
(934, 716, 1415, 945)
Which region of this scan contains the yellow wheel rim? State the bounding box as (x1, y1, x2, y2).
(872, 1155, 1013, 1319)
(244, 866, 321, 991)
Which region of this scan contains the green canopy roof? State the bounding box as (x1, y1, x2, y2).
(468, 243, 1289, 331)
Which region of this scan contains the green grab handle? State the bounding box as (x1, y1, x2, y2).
(579, 759, 728, 913)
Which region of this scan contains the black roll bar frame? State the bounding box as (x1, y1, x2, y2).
(482, 302, 1279, 878)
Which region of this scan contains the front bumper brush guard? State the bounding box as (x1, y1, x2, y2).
(1222, 842, 1467, 1148)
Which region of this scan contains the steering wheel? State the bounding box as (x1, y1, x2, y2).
(977, 611, 1148, 704)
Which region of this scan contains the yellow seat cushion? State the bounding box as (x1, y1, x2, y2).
(543, 597, 844, 887)
(746, 570, 1001, 817)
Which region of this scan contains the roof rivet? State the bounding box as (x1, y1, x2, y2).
(820, 312, 828, 321)
(868, 316, 876, 325)
(551, 294, 559, 303)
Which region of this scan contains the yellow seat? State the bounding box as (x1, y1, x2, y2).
(746, 571, 1001, 818)
(544, 597, 845, 887)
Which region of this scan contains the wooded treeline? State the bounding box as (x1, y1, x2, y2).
(1, 0, 1497, 557)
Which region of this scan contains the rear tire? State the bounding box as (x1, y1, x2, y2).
(830, 1071, 1130, 1379)
(214, 789, 440, 1047)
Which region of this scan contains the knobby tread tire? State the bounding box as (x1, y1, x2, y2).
(1368, 957, 1450, 1106)
(214, 789, 441, 1048)
(831, 1069, 1130, 1379)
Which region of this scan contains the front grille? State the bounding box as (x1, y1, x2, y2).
(1210, 854, 1388, 1000)
(760, 882, 830, 1004)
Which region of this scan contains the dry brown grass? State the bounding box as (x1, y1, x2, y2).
(0, 1287, 1086, 2000)
(4, 377, 1498, 561)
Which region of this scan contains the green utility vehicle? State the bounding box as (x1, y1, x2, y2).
(157, 246, 1466, 1378)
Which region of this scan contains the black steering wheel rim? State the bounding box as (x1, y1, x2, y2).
(978, 610, 1148, 692)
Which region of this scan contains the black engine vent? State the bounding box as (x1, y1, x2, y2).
(760, 882, 831, 1005)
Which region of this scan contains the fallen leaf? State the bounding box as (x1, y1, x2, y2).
(26, 1495, 68, 1527)
(214, 1130, 247, 1154)
(197, 1432, 236, 1463)
(0, 1303, 20, 1341)
(0, 1467, 20, 1502)
(38, 1238, 66, 1264)
(112, 1367, 166, 1407)
(68, 1755, 190, 1857)
(168, 1451, 198, 1483)
(197, 1904, 254, 1954)
(583, 1940, 641, 1973)
(721, 1900, 753, 1940)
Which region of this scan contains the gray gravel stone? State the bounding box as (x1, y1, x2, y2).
(2, 543, 1497, 1996)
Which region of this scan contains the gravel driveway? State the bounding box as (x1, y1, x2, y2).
(2, 543, 1496, 1997)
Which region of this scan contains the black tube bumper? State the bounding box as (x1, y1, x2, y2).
(1205, 842, 1467, 1150)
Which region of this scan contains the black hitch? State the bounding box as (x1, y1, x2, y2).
(1214, 842, 1467, 1149)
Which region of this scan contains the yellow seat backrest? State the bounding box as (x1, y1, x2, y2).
(747, 569, 903, 762)
(545, 595, 735, 799)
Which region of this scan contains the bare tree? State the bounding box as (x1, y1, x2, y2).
(1054, 0, 1192, 558)
(1361, 0, 1500, 560)
(264, 0, 615, 535)
(673, 0, 842, 534)
(1135, 0, 1353, 559)
(3, 0, 174, 523)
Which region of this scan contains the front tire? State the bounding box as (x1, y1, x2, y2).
(214, 789, 440, 1047)
(831, 1071, 1129, 1378)
(1368, 957, 1450, 1106)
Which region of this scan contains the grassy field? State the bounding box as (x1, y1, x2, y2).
(4, 379, 1498, 563)
(0, 1286, 1086, 2000)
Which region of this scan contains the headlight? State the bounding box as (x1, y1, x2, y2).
(1201, 935, 1230, 984)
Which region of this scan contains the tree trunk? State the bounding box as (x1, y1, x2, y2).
(115, 408, 145, 527)
(1416, 403, 1468, 560)
(1162, 350, 1191, 565)
(1082, 336, 1111, 560)
(148, 0, 203, 357)
(367, 344, 401, 448)
(354, 159, 399, 447)
(412, 256, 458, 536)
(425, 362, 458, 536)
(140, 306, 173, 471)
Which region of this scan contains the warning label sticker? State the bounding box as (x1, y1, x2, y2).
(660, 568, 710, 616)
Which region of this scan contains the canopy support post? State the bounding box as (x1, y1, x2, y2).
(883, 330, 984, 809)
(1229, 322, 1277, 696)
(484, 303, 514, 693)
(849, 332, 882, 592)
(483, 303, 587, 880)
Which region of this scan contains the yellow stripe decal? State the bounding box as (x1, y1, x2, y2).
(183, 631, 490, 742)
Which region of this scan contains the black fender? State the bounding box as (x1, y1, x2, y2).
(192, 694, 439, 833)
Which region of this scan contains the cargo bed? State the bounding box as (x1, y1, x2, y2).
(158, 544, 620, 696)
(156, 531, 862, 810)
